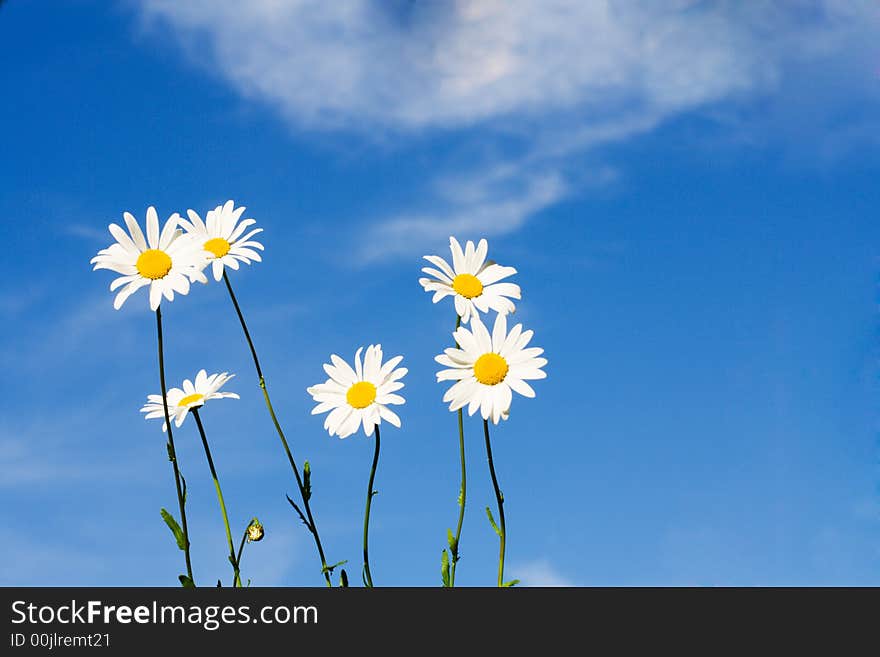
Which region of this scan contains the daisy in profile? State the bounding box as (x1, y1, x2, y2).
(419, 237, 521, 323)
(307, 345, 406, 439)
(179, 200, 265, 282)
(142, 369, 244, 587)
(141, 370, 239, 431)
(435, 313, 547, 425)
(91, 206, 208, 311)
(307, 344, 406, 587)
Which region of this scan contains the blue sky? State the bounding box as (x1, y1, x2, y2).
(1, 0, 878, 586)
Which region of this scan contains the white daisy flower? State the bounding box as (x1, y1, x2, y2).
(179, 200, 265, 282)
(307, 345, 407, 439)
(435, 313, 547, 424)
(419, 236, 521, 323)
(91, 207, 208, 311)
(141, 370, 240, 431)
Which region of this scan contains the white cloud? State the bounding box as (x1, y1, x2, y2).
(137, 1, 880, 258)
(139, 0, 879, 130)
(64, 223, 112, 242)
(361, 167, 568, 262)
(0, 540, 110, 586)
(515, 559, 575, 587)
(139, 0, 872, 130)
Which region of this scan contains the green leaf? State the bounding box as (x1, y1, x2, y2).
(441, 550, 451, 588)
(321, 560, 348, 575)
(457, 489, 464, 507)
(302, 461, 312, 501)
(161, 508, 187, 551)
(178, 575, 195, 588)
(502, 579, 520, 588)
(486, 507, 501, 537)
(286, 494, 310, 530)
(339, 569, 349, 588)
(447, 528, 457, 554)
(166, 441, 174, 462)
(180, 473, 187, 504)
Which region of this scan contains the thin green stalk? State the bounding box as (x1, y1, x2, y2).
(450, 314, 467, 586)
(192, 409, 241, 587)
(221, 271, 333, 587)
(483, 419, 506, 587)
(156, 307, 194, 585)
(236, 528, 249, 571)
(362, 425, 381, 587)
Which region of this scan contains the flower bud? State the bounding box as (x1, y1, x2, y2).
(247, 519, 264, 542)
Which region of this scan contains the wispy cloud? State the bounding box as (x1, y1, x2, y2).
(64, 223, 111, 242)
(0, 283, 47, 318)
(0, 540, 110, 586)
(514, 559, 575, 587)
(0, 399, 152, 488)
(136, 0, 880, 258)
(138, 1, 876, 131)
(361, 167, 568, 262)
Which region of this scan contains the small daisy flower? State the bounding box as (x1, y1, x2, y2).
(179, 200, 265, 282)
(307, 345, 407, 439)
(419, 237, 521, 323)
(91, 207, 209, 311)
(141, 370, 239, 431)
(435, 313, 547, 424)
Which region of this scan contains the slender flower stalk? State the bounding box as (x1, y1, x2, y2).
(362, 426, 381, 587)
(482, 419, 506, 587)
(235, 530, 249, 587)
(156, 307, 194, 585)
(236, 530, 248, 573)
(435, 313, 546, 586)
(222, 271, 333, 587)
(191, 408, 241, 587)
(449, 315, 467, 586)
(235, 518, 264, 586)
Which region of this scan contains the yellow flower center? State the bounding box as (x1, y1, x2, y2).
(452, 273, 483, 299)
(178, 393, 204, 407)
(135, 249, 172, 280)
(473, 353, 509, 386)
(204, 237, 231, 258)
(346, 381, 377, 409)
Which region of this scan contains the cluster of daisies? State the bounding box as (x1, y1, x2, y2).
(92, 200, 546, 585)
(90, 201, 264, 422)
(92, 203, 545, 442)
(308, 236, 547, 437)
(91, 200, 264, 312)
(420, 237, 547, 425)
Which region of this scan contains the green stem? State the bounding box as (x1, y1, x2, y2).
(362, 425, 381, 587)
(483, 419, 506, 587)
(236, 528, 249, 571)
(222, 271, 333, 587)
(450, 314, 467, 586)
(192, 409, 241, 588)
(156, 307, 194, 585)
